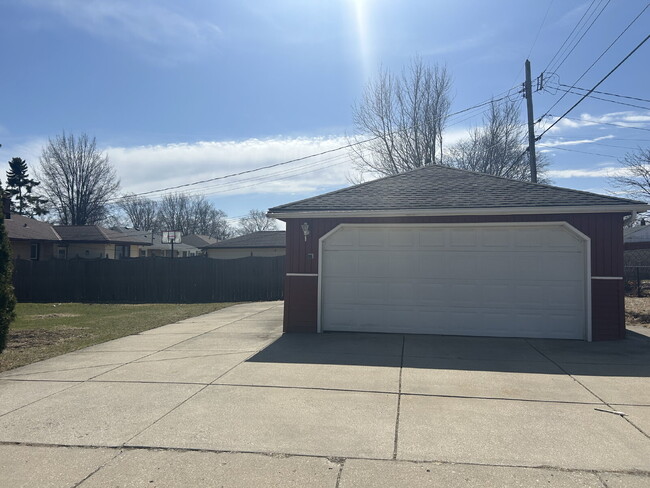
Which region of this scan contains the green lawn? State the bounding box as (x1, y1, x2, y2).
(0, 302, 235, 373)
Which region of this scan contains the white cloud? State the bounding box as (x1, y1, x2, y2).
(546, 166, 627, 179)
(539, 111, 650, 134)
(26, 0, 222, 64)
(538, 135, 614, 148)
(106, 136, 353, 199)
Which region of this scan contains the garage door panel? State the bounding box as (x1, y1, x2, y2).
(388, 230, 416, 248)
(358, 252, 391, 277)
(419, 229, 446, 248)
(482, 229, 511, 248)
(357, 281, 387, 303)
(359, 229, 385, 248)
(418, 254, 448, 277)
(547, 283, 584, 308)
(322, 251, 357, 277)
(514, 285, 545, 307)
(417, 283, 447, 305)
(514, 229, 544, 247)
(321, 224, 587, 339)
(450, 228, 478, 247)
(389, 252, 420, 277)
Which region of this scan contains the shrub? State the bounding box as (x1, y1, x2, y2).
(0, 208, 16, 352)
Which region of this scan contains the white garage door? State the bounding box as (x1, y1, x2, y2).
(320, 223, 588, 339)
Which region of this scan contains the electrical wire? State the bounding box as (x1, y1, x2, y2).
(543, 0, 599, 74)
(557, 83, 650, 104)
(536, 33, 650, 141)
(548, 0, 611, 74)
(539, 2, 649, 121)
(542, 146, 618, 158)
(112, 87, 525, 201)
(549, 85, 650, 111)
(554, 115, 650, 133)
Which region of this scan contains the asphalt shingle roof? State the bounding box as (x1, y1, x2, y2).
(5, 214, 61, 241)
(269, 165, 646, 214)
(54, 226, 152, 245)
(203, 231, 285, 249)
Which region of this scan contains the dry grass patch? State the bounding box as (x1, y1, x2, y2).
(625, 297, 650, 328)
(0, 302, 235, 372)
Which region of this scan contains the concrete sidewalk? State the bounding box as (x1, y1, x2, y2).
(1, 301, 649, 487)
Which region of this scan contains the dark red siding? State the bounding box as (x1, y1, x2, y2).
(282, 213, 627, 340)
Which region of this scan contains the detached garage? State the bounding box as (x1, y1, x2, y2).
(268, 165, 648, 341)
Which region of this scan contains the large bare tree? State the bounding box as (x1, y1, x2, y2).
(238, 209, 278, 235)
(447, 100, 547, 182)
(157, 193, 232, 239)
(610, 147, 650, 201)
(116, 194, 159, 231)
(350, 58, 452, 178)
(38, 133, 120, 225)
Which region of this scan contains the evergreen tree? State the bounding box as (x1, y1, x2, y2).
(6, 157, 48, 217)
(0, 185, 16, 352)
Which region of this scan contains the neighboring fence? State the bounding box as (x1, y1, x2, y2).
(624, 266, 650, 297)
(13, 256, 285, 303)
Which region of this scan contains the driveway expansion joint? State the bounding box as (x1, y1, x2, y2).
(3, 440, 650, 479)
(524, 339, 650, 441)
(392, 335, 405, 460)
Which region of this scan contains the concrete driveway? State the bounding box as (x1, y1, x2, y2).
(1, 301, 649, 487)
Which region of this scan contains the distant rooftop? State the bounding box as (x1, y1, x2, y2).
(203, 231, 285, 249)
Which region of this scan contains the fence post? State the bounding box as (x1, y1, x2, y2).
(637, 266, 642, 298)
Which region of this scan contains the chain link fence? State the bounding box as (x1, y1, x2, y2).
(624, 248, 650, 297)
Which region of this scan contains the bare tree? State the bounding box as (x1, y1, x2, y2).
(446, 100, 548, 182)
(38, 132, 120, 225)
(350, 58, 452, 178)
(157, 193, 232, 239)
(610, 147, 650, 200)
(117, 194, 159, 231)
(238, 209, 278, 235)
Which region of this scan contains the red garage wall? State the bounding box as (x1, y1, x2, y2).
(281, 213, 626, 341)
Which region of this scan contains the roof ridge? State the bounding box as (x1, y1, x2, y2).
(268, 164, 646, 213)
(434, 164, 647, 205)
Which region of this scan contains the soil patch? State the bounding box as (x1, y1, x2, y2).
(6, 328, 88, 350)
(27, 313, 81, 320)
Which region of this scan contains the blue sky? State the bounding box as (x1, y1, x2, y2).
(1, 0, 649, 225)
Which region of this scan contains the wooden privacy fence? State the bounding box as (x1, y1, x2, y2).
(13, 256, 285, 303)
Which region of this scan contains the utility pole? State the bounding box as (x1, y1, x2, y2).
(524, 59, 537, 183)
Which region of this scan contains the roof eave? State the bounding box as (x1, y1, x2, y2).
(268, 204, 649, 220)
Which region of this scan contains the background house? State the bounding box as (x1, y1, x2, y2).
(182, 234, 218, 249)
(53, 225, 151, 259)
(202, 231, 285, 259)
(5, 213, 62, 260)
(269, 165, 648, 342)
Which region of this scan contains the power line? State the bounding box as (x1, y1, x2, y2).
(549, 0, 611, 74)
(550, 85, 650, 111)
(557, 83, 650, 104)
(543, 0, 598, 73)
(539, 2, 649, 121)
(542, 146, 618, 158)
(116, 88, 524, 200)
(536, 33, 650, 141)
(554, 115, 650, 133)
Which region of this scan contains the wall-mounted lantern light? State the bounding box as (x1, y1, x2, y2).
(301, 222, 310, 242)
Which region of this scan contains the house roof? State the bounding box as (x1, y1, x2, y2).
(5, 214, 61, 242)
(182, 234, 218, 248)
(268, 165, 648, 218)
(624, 224, 650, 243)
(203, 231, 285, 249)
(54, 225, 152, 245)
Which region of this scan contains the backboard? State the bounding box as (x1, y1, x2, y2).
(161, 230, 182, 244)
